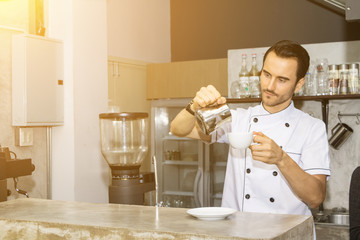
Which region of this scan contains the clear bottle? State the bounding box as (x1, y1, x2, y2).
(328, 64, 340, 95)
(249, 53, 260, 98)
(238, 54, 250, 98)
(305, 62, 317, 96)
(315, 58, 329, 95)
(339, 64, 349, 95)
(348, 63, 359, 94)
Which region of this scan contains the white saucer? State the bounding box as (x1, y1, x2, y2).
(186, 207, 236, 221)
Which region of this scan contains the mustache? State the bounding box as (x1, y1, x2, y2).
(262, 89, 278, 96)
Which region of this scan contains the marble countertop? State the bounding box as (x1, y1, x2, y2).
(0, 198, 313, 239)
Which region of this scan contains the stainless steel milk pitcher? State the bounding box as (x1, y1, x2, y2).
(329, 122, 353, 150)
(195, 103, 232, 135)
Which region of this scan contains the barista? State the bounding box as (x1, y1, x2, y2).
(170, 40, 331, 216)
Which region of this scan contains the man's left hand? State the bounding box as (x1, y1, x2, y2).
(249, 131, 285, 166)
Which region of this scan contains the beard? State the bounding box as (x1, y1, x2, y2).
(260, 85, 296, 108)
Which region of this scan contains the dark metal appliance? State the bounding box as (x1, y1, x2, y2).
(0, 146, 35, 202)
(99, 112, 155, 205)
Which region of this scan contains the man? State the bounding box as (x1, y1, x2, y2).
(170, 40, 330, 217)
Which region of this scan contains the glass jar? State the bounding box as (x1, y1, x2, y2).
(339, 64, 349, 95)
(99, 112, 148, 168)
(328, 64, 340, 95)
(348, 63, 359, 94)
(230, 81, 241, 98)
(305, 62, 317, 96)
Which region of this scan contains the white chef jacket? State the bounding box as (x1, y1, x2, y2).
(212, 101, 331, 216)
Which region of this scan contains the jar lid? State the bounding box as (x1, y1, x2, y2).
(349, 63, 359, 69)
(99, 112, 148, 120)
(339, 63, 349, 70)
(328, 64, 339, 70)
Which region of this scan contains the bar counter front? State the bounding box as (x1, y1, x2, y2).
(0, 198, 313, 239)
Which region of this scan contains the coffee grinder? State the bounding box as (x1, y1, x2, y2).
(99, 112, 155, 205)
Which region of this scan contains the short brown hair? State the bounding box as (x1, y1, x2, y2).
(263, 40, 310, 82)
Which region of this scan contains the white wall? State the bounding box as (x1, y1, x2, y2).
(46, 0, 171, 203)
(48, 0, 109, 203)
(107, 0, 171, 63)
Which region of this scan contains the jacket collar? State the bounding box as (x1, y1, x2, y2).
(252, 101, 296, 122)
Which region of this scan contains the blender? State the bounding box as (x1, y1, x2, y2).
(99, 112, 155, 205)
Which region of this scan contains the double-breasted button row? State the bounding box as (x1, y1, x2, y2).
(245, 168, 277, 176)
(244, 194, 275, 203)
(252, 117, 290, 127)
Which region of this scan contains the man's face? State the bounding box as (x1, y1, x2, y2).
(260, 51, 304, 113)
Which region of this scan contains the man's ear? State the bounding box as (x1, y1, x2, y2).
(294, 77, 305, 93)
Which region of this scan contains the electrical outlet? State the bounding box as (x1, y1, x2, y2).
(15, 128, 33, 146)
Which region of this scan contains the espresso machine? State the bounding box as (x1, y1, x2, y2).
(99, 112, 155, 205)
(0, 146, 35, 202)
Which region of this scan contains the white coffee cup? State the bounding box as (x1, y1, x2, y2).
(228, 132, 253, 149)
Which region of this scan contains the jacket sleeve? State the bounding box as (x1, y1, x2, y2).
(350, 166, 360, 240)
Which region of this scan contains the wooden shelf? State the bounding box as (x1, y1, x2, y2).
(211, 193, 223, 199)
(212, 162, 227, 167)
(226, 94, 360, 103)
(292, 94, 360, 101)
(162, 135, 196, 141)
(162, 191, 194, 197)
(163, 160, 198, 166)
(226, 94, 360, 129)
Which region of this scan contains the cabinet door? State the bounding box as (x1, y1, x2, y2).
(208, 143, 228, 207)
(152, 99, 204, 208)
(12, 34, 64, 126)
(108, 57, 149, 113)
(25, 36, 63, 123)
(161, 137, 201, 208)
(147, 58, 228, 99)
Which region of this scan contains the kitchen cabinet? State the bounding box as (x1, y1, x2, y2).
(315, 224, 349, 240)
(161, 136, 202, 207)
(12, 34, 64, 126)
(146, 58, 227, 99)
(107, 56, 149, 112)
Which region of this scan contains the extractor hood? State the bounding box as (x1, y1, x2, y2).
(309, 0, 360, 21)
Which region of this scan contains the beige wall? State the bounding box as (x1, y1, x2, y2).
(0, 2, 48, 201)
(106, 1, 171, 172)
(107, 0, 171, 63)
(170, 0, 360, 61)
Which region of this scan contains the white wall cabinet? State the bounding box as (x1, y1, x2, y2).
(12, 34, 64, 126)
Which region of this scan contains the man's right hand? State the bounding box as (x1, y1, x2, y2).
(170, 85, 225, 140)
(191, 85, 226, 112)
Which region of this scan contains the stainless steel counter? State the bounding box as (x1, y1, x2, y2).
(0, 198, 314, 239)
